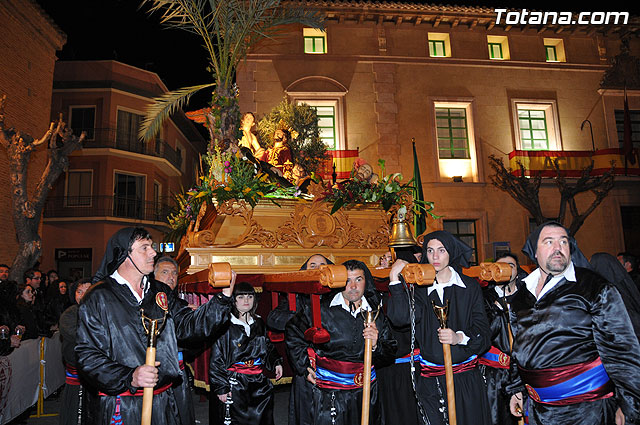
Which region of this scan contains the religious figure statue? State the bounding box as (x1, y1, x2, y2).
(238, 112, 265, 158)
(353, 160, 379, 185)
(262, 128, 294, 181)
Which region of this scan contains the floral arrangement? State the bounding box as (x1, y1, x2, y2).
(167, 144, 281, 240)
(257, 98, 329, 176)
(323, 159, 439, 220)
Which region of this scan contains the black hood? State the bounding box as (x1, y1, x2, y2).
(92, 227, 136, 284)
(421, 230, 473, 272)
(522, 221, 591, 269)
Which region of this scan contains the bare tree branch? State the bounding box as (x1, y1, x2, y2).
(489, 153, 615, 236)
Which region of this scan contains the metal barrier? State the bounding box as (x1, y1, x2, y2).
(0, 333, 65, 424)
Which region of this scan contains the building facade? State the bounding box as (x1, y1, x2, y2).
(237, 1, 640, 263)
(41, 60, 205, 279)
(0, 0, 66, 266)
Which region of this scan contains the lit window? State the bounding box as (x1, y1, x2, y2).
(66, 170, 92, 207)
(428, 33, 451, 58)
(443, 220, 478, 265)
(433, 101, 479, 182)
(487, 35, 510, 60)
(512, 100, 562, 150)
(310, 105, 337, 150)
(70, 106, 95, 139)
(291, 97, 345, 150)
(435, 108, 470, 159)
(303, 28, 327, 54)
(544, 38, 566, 62)
(518, 110, 549, 150)
(429, 40, 446, 57)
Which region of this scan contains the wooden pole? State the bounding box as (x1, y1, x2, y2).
(442, 342, 457, 425)
(141, 345, 156, 425)
(432, 301, 457, 425)
(361, 311, 374, 425)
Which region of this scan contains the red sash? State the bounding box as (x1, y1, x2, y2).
(99, 382, 172, 397)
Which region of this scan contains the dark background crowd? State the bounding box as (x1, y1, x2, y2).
(0, 265, 72, 355)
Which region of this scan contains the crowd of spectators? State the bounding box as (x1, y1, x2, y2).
(0, 265, 72, 356)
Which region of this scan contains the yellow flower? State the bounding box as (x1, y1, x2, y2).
(257, 192, 264, 197)
(243, 187, 251, 194)
(224, 187, 232, 192)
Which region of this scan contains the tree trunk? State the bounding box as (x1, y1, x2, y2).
(207, 84, 240, 153)
(1, 96, 85, 282)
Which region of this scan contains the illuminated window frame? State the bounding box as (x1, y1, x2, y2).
(289, 95, 345, 151)
(512, 99, 562, 151)
(487, 35, 510, 60)
(428, 33, 451, 58)
(543, 38, 566, 62)
(303, 28, 327, 54)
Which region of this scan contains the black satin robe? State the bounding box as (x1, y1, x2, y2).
(377, 292, 420, 425)
(266, 293, 315, 425)
(209, 315, 281, 425)
(481, 286, 519, 425)
(285, 293, 397, 425)
(76, 277, 232, 425)
(59, 304, 89, 425)
(386, 274, 492, 425)
(508, 266, 640, 425)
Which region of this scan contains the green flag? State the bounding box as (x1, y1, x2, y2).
(412, 139, 427, 236)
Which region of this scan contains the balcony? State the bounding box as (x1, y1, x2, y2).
(75, 128, 182, 170)
(509, 148, 640, 177)
(44, 196, 173, 223)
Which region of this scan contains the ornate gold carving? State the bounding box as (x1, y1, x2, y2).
(187, 198, 391, 250)
(210, 201, 278, 248)
(189, 229, 216, 247)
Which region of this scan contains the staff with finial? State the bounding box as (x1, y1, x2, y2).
(433, 300, 457, 425)
(140, 307, 168, 425)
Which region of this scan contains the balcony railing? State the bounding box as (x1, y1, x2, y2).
(44, 196, 173, 223)
(509, 148, 640, 177)
(74, 128, 182, 170)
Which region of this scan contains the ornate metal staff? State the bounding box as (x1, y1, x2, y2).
(140, 307, 168, 425)
(361, 308, 380, 425)
(432, 300, 457, 425)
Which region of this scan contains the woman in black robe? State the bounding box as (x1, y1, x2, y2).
(209, 282, 283, 425)
(386, 230, 492, 425)
(59, 278, 93, 425)
(266, 253, 333, 425)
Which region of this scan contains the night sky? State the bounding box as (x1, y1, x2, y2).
(36, 0, 638, 92)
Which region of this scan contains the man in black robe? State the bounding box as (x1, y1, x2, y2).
(387, 230, 491, 425)
(508, 221, 640, 425)
(266, 254, 333, 425)
(153, 255, 196, 425)
(76, 227, 235, 425)
(286, 260, 397, 425)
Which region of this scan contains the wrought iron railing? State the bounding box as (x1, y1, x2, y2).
(44, 196, 172, 223)
(72, 128, 182, 170)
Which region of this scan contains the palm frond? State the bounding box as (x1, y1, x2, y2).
(140, 83, 215, 142)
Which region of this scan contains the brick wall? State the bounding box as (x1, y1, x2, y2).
(0, 0, 65, 265)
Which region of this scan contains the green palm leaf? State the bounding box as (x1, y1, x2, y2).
(139, 83, 215, 142)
